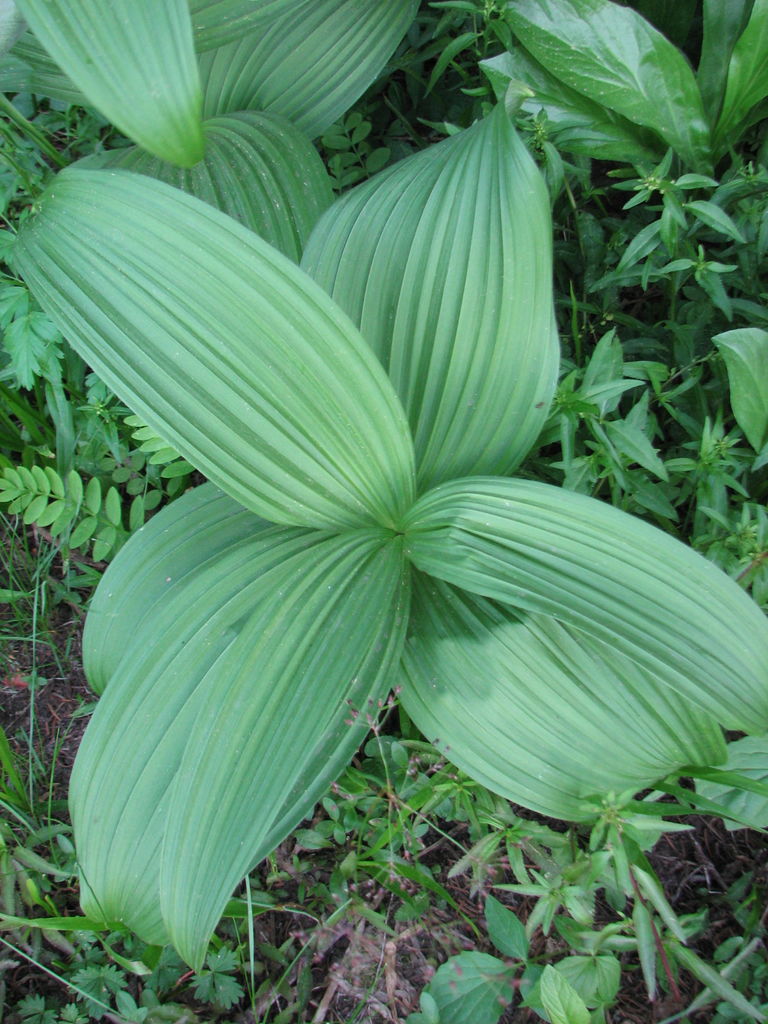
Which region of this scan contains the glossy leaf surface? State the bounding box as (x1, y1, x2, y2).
(506, 0, 712, 170)
(698, 0, 754, 119)
(14, 0, 204, 165)
(199, 0, 417, 137)
(714, 328, 768, 452)
(481, 52, 661, 165)
(89, 111, 333, 262)
(403, 477, 768, 732)
(401, 575, 725, 821)
(14, 169, 415, 530)
(303, 99, 558, 488)
(72, 485, 410, 966)
(713, 0, 768, 155)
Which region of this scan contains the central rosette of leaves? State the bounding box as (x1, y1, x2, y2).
(14, 97, 768, 968)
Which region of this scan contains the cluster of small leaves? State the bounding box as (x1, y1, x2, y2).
(320, 111, 392, 192)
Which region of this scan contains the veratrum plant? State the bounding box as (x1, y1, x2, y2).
(13, 93, 768, 968)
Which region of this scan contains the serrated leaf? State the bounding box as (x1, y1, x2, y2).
(199, 0, 418, 138)
(684, 200, 746, 242)
(14, 0, 204, 166)
(423, 951, 514, 1024)
(604, 419, 668, 479)
(713, 328, 768, 451)
(403, 477, 768, 733)
(15, 168, 415, 531)
(2, 311, 61, 389)
(89, 110, 333, 263)
(506, 0, 712, 171)
(303, 100, 558, 488)
(540, 965, 590, 1024)
(485, 895, 528, 959)
(400, 575, 725, 821)
(73, 485, 410, 966)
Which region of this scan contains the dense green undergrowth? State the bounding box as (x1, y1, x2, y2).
(1, 1, 767, 1022)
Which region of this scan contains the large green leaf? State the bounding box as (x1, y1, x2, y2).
(713, 0, 768, 156)
(14, 168, 415, 531)
(480, 52, 661, 166)
(302, 98, 558, 489)
(505, 0, 712, 171)
(199, 0, 418, 137)
(697, 735, 768, 830)
(13, 0, 204, 166)
(0, 31, 85, 102)
(713, 328, 768, 452)
(87, 111, 333, 263)
(71, 485, 410, 966)
(188, 0, 293, 51)
(403, 477, 768, 732)
(697, 0, 754, 121)
(401, 575, 725, 822)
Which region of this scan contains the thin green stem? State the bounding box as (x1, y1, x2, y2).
(0, 93, 67, 169)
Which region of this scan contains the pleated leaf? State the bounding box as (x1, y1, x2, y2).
(0, 30, 86, 103)
(713, 0, 768, 156)
(14, 168, 415, 530)
(88, 111, 333, 263)
(401, 574, 725, 822)
(697, 735, 768, 830)
(403, 477, 768, 732)
(14, 0, 204, 166)
(199, 0, 418, 137)
(506, 0, 712, 172)
(189, 0, 294, 51)
(71, 484, 410, 966)
(302, 98, 559, 489)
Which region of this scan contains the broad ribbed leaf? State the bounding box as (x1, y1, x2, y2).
(89, 111, 333, 262)
(0, 31, 85, 103)
(698, 0, 754, 120)
(506, 0, 712, 171)
(714, 328, 768, 452)
(71, 484, 410, 966)
(403, 477, 768, 732)
(14, 169, 415, 530)
(302, 99, 558, 488)
(480, 52, 661, 166)
(199, 0, 418, 137)
(14, 0, 204, 166)
(697, 735, 768, 830)
(189, 0, 293, 51)
(713, 0, 768, 156)
(0, 0, 24, 55)
(401, 575, 725, 822)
